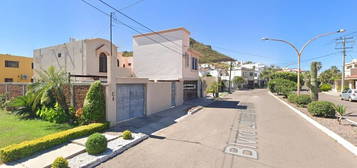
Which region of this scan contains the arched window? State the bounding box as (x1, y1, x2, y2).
(99, 53, 107, 72)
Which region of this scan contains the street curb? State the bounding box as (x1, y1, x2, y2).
(77, 134, 149, 168)
(187, 106, 203, 115)
(268, 91, 357, 156)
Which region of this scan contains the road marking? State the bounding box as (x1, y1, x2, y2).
(224, 104, 259, 160)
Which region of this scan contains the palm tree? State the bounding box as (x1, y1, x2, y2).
(28, 66, 70, 115)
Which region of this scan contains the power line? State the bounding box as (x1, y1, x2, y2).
(98, 0, 183, 49)
(212, 46, 273, 59)
(119, 0, 145, 10)
(280, 52, 339, 68)
(80, 0, 183, 55)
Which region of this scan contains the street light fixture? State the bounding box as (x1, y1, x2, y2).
(262, 29, 345, 95)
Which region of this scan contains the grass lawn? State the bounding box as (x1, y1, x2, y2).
(0, 109, 74, 148)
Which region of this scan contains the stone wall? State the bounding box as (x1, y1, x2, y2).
(0, 83, 28, 99)
(0, 83, 104, 110)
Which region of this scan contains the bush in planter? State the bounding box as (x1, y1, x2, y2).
(51, 157, 69, 168)
(307, 101, 336, 118)
(82, 81, 106, 124)
(85, 133, 107, 155)
(320, 84, 332, 92)
(268, 79, 278, 93)
(122, 130, 133, 140)
(295, 94, 312, 107)
(274, 79, 297, 97)
(288, 93, 298, 104)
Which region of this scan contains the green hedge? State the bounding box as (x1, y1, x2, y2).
(0, 123, 108, 163)
(320, 84, 332, 92)
(307, 101, 336, 118)
(268, 78, 296, 97)
(288, 94, 298, 104)
(82, 81, 106, 124)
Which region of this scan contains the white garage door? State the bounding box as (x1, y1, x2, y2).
(116, 84, 145, 122)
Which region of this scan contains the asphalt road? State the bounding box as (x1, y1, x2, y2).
(97, 89, 357, 168)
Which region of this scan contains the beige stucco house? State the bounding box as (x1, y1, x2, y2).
(33, 38, 132, 82)
(32, 28, 202, 126)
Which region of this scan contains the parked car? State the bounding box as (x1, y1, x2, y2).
(340, 89, 357, 102)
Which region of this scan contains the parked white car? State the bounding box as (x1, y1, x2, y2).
(340, 89, 357, 102)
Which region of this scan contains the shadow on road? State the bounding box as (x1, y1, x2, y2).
(109, 98, 244, 136)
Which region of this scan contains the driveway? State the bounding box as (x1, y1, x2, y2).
(97, 89, 357, 168)
(320, 92, 357, 122)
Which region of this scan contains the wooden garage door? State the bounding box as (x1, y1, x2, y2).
(116, 84, 145, 122)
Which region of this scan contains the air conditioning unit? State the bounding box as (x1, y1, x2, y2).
(20, 74, 28, 80)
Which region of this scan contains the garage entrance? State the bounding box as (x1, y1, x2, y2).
(183, 80, 198, 101)
(116, 84, 145, 122)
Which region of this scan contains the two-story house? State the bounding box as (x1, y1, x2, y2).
(342, 59, 357, 90)
(0, 54, 33, 83)
(133, 27, 202, 101)
(33, 38, 132, 82)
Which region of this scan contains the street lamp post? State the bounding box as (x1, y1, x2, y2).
(262, 29, 345, 95)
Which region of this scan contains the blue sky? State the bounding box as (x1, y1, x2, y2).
(1, 0, 357, 71)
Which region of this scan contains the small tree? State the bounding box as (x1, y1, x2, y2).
(310, 62, 321, 101)
(206, 81, 221, 97)
(81, 81, 106, 124)
(233, 76, 244, 89)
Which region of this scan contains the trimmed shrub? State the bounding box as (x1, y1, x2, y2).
(82, 81, 106, 124)
(269, 79, 296, 97)
(288, 93, 298, 104)
(307, 101, 336, 118)
(51, 157, 69, 168)
(274, 79, 297, 97)
(295, 94, 312, 107)
(268, 79, 278, 93)
(122, 130, 133, 140)
(320, 84, 332, 92)
(0, 123, 108, 163)
(270, 72, 297, 82)
(85, 133, 107, 155)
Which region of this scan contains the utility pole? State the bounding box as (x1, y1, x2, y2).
(228, 61, 233, 93)
(110, 12, 113, 58)
(335, 36, 353, 92)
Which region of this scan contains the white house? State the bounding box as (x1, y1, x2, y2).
(241, 62, 267, 87)
(221, 67, 255, 89)
(133, 27, 202, 101)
